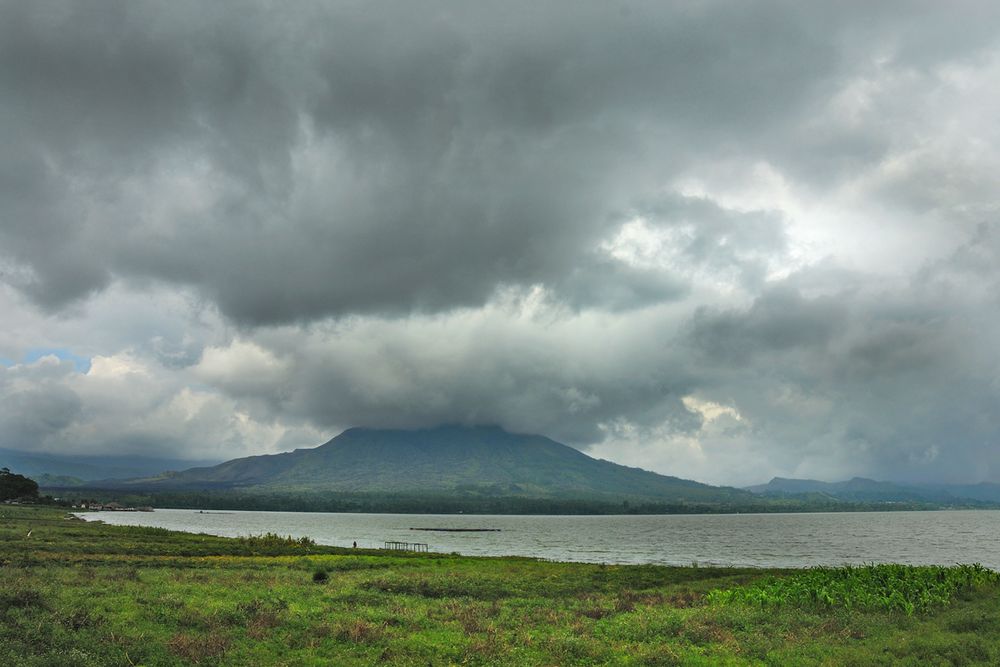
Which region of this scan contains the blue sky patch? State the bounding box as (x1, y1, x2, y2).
(24, 348, 92, 373)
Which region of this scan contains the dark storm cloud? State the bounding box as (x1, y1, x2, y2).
(0, 0, 929, 322)
(193, 305, 705, 447)
(688, 287, 848, 365)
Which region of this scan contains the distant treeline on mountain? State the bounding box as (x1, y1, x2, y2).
(746, 477, 1000, 506)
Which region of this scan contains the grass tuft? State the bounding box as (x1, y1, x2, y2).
(166, 632, 231, 663)
(333, 619, 386, 644)
(0, 588, 45, 611)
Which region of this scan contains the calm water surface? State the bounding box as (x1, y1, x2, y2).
(80, 509, 1000, 569)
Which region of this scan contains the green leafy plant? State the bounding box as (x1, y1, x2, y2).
(706, 563, 1000, 615)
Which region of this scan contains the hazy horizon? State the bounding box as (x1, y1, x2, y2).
(2, 2, 1000, 487)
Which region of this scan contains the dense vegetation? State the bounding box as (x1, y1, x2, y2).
(46, 487, 765, 514)
(748, 476, 1000, 505)
(707, 564, 1000, 615)
(3, 505, 1000, 665)
(47, 485, 983, 515)
(0, 467, 38, 501)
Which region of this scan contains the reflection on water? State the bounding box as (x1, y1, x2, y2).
(81, 509, 1000, 569)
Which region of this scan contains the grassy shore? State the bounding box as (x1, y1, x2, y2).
(2, 506, 999, 665)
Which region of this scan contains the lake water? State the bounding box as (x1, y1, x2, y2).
(80, 508, 1000, 569)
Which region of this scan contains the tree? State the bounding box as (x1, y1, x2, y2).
(0, 468, 39, 501)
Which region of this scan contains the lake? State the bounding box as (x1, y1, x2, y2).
(80, 508, 1000, 569)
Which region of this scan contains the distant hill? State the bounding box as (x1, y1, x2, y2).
(929, 482, 1000, 504)
(0, 447, 223, 482)
(746, 477, 1000, 506)
(105, 425, 756, 506)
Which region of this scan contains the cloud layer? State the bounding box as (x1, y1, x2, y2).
(1, 1, 999, 485)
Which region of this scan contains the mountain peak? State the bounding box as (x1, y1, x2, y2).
(344, 424, 513, 436)
(107, 425, 753, 505)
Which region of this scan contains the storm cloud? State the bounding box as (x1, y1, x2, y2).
(1, 1, 999, 485)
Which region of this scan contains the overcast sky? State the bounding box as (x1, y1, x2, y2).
(1, 1, 999, 486)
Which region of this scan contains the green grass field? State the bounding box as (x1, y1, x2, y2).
(2, 505, 999, 665)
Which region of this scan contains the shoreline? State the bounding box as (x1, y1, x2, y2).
(75, 506, 1000, 570)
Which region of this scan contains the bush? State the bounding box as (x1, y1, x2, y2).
(237, 532, 316, 548)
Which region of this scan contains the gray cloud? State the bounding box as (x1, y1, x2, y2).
(5, 0, 980, 321)
(2, 382, 83, 448)
(1, 2, 999, 484)
(675, 233, 1000, 484)
(194, 302, 699, 446)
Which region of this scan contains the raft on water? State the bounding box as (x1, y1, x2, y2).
(409, 527, 501, 532)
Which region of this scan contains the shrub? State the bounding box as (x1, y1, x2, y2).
(237, 532, 316, 548)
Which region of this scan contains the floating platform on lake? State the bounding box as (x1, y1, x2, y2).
(384, 541, 429, 552)
(409, 528, 501, 532)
